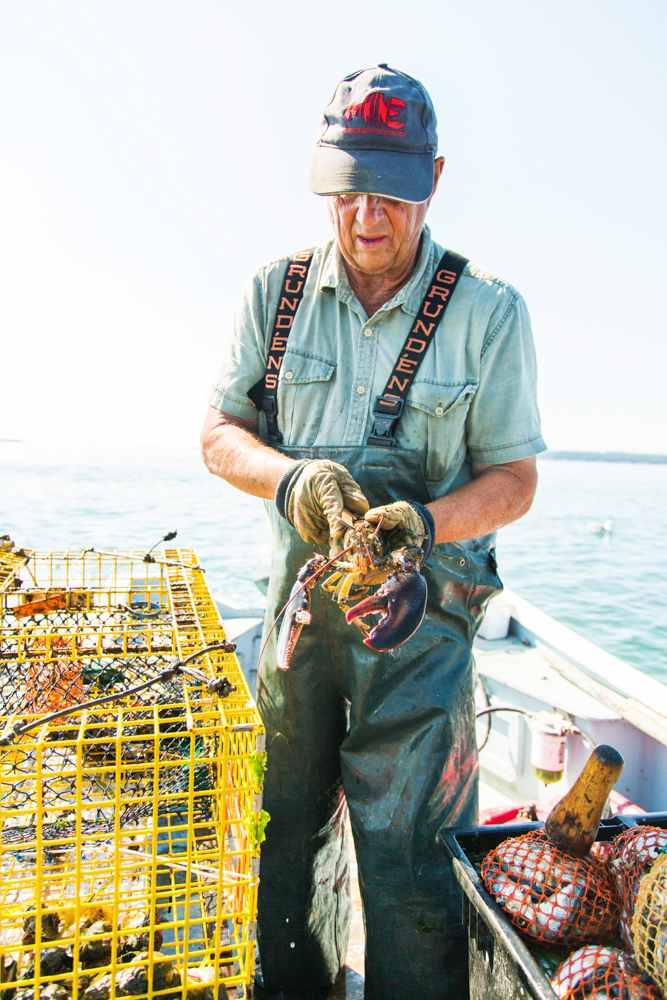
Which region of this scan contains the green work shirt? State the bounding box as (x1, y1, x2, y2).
(208, 226, 546, 500)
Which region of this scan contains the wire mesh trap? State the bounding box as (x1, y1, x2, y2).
(0, 541, 265, 1000)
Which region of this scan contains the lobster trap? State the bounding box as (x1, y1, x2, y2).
(0, 540, 265, 1000)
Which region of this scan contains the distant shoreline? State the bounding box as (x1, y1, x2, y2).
(541, 451, 667, 464)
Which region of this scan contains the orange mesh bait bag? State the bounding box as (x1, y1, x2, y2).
(632, 849, 667, 994)
(607, 826, 667, 951)
(550, 945, 662, 999)
(480, 830, 620, 947)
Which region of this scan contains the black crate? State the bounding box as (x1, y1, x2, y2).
(439, 816, 633, 1000)
(622, 811, 667, 830)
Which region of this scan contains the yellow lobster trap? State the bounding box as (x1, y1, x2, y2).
(0, 539, 266, 1000)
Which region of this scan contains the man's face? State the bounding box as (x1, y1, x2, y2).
(327, 156, 444, 280)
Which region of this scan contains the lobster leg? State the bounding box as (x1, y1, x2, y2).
(344, 552, 427, 651)
(275, 555, 327, 670)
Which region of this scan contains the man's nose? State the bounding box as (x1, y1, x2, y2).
(355, 195, 385, 226)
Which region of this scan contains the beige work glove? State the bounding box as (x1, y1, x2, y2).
(364, 500, 434, 559)
(276, 460, 369, 547)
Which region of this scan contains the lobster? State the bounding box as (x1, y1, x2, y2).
(275, 518, 427, 670)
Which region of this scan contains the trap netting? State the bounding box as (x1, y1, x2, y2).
(480, 830, 620, 948)
(550, 945, 662, 1000)
(607, 826, 667, 952)
(632, 849, 667, 995)
(0, 543, 266, 1000)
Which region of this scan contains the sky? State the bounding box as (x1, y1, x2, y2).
(1, 0, 666, 455)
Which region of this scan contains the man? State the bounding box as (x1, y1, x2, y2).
(201, 65, 545, 1000)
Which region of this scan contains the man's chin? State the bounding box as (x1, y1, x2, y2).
(349, 250, 396, 276)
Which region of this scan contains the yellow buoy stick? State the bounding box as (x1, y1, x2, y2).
(545, 743, 625, 857)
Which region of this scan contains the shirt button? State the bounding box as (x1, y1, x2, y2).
(284, 371, 293, 380)
(363, 328, 372, 338)
(357, 386, 365, 395)
(435, 406, 444, 416)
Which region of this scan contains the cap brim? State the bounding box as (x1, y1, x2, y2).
(309, 144, 434, 204)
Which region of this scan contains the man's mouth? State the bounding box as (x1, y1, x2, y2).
(357, 234, 387, 248)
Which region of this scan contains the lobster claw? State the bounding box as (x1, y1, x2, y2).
(344, 550, 427, 651)
(276, 555, 327, 670)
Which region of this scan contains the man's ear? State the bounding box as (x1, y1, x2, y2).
(425, 156, 445, 208)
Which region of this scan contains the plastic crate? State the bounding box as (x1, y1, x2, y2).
(0, 545, 265, 1000)
(439, 816, 633, 1000)
(620, 812, 667, 831)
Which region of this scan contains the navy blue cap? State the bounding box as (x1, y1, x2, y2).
(309, 65, 439, 204)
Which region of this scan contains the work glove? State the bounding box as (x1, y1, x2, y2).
(275, 459, 369, 547)
(364, 500, 435, 561)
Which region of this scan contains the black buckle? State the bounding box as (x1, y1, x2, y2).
(366, 433, 395, 447)
(367, 395, 404, 447)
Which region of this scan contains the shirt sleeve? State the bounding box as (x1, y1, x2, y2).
(207, 270, 271, 419)
(465, 291, 547, 465)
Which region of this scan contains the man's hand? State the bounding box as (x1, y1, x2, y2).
(278, 460, 369, 546)
(364, 500, 435, 560)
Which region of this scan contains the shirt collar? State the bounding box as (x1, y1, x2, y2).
(319, 226, 438, 316)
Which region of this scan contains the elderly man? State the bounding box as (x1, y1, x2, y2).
(201, 65, 545, 1000)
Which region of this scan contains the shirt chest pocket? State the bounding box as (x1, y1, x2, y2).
(401, 381, 478, 484)
(277, 350, 336, 446)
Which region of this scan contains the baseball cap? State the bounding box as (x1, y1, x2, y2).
(309, 64, 439, 204)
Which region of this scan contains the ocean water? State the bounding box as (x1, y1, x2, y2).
(2, 441, 666, 681)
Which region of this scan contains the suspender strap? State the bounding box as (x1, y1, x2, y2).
(366, 249, 468, 447)
(247, 250, 314, 443)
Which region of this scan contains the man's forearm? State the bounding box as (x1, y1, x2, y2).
(427, 457, 537, 544)
(200, 406, 293, 500)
